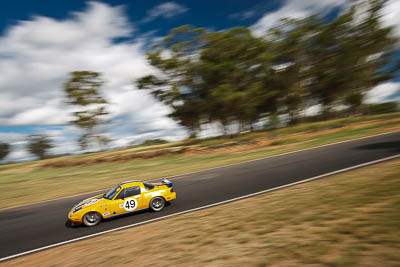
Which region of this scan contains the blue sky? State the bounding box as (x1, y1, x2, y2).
(0, 0, 280, 36)
(0, 0, 399, 161)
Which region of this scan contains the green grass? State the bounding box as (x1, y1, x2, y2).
(0, 113, 399, 209)
(271, 112, 400, 135)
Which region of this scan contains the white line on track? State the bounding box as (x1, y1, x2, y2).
(1, 129, 399, 212)
(1, 153, 399, 263)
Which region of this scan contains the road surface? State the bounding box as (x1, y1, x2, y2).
(1, 131, 399, 260)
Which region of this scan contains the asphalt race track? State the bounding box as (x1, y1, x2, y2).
(1, 131, 400, 260)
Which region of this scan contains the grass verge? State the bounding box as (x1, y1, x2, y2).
(0, 114, 399, 209)
(3, 157, 400, 266)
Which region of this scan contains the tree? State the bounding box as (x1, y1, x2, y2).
(197, 27, 274, 133)
(64, 71, 110, 150)
(137, 0, 399, 135)
(27, 135, 53, 160)
(306, 0, 398, 118)
(268, 16, 324, 123)
(137, 26, 207, 137)
(0, 142, 10, 161)
(137, 26, 276, 136)
(267, 0, 398, 120)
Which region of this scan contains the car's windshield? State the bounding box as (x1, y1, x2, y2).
(103, 185, 121, 200)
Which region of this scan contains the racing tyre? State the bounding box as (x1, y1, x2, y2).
(150, 197, 165, 212)
(83, 212, 102, 227)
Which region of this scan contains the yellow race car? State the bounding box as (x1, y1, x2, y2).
(68, 178, 176, 227)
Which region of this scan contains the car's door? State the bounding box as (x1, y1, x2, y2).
(110, 186, 143, 216)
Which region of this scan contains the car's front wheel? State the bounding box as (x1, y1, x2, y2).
(82, 212, 102, 227)
(149, 197, 165, 212)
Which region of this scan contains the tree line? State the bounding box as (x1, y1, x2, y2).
(136, 0, 399, 136)
(0, 0, 398, 162)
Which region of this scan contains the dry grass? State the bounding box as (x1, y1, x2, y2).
(3, 158, 400, 267)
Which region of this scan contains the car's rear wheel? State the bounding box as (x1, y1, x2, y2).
(150, 197, 165, 212)
(83, 212, 101, 227)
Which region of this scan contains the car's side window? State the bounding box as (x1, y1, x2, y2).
(143, 182, 154, 191)
(125, 186, 141, 197)
(114, 189, 126, 200)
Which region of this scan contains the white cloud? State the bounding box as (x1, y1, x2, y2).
(141, 2, 188, 23)
(0, 132, 26, 143)
(251, 0, 400, 38)
(302, 104, 322, 116)
(0, 1, 186, 161)
(251, 0, 351, 36)
(7, 149, 33, 162)
(230, 10, 257, 21)
(381, 0, 400, 37)
(0, 132, 31, 162)
(365, 82, 400, 103)
(7, 99, 69, 125)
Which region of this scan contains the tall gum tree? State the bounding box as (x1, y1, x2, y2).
(64, 71, 110, 150)
(137, 26, 279, 136)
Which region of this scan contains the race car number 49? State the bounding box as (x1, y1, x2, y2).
(123, 198, 137, 211)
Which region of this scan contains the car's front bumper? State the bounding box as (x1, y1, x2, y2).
(68, 210, 83, 223)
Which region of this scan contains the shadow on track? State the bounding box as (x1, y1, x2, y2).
(65, 220, 82, 228)
(356, 141, 400, 153)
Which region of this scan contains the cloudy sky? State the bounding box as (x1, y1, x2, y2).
(0, 0, 399, 161)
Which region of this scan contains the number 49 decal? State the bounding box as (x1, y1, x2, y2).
(123, 198, 137, 211)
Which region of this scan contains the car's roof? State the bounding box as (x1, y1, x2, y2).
(119, 180, 143, 188)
